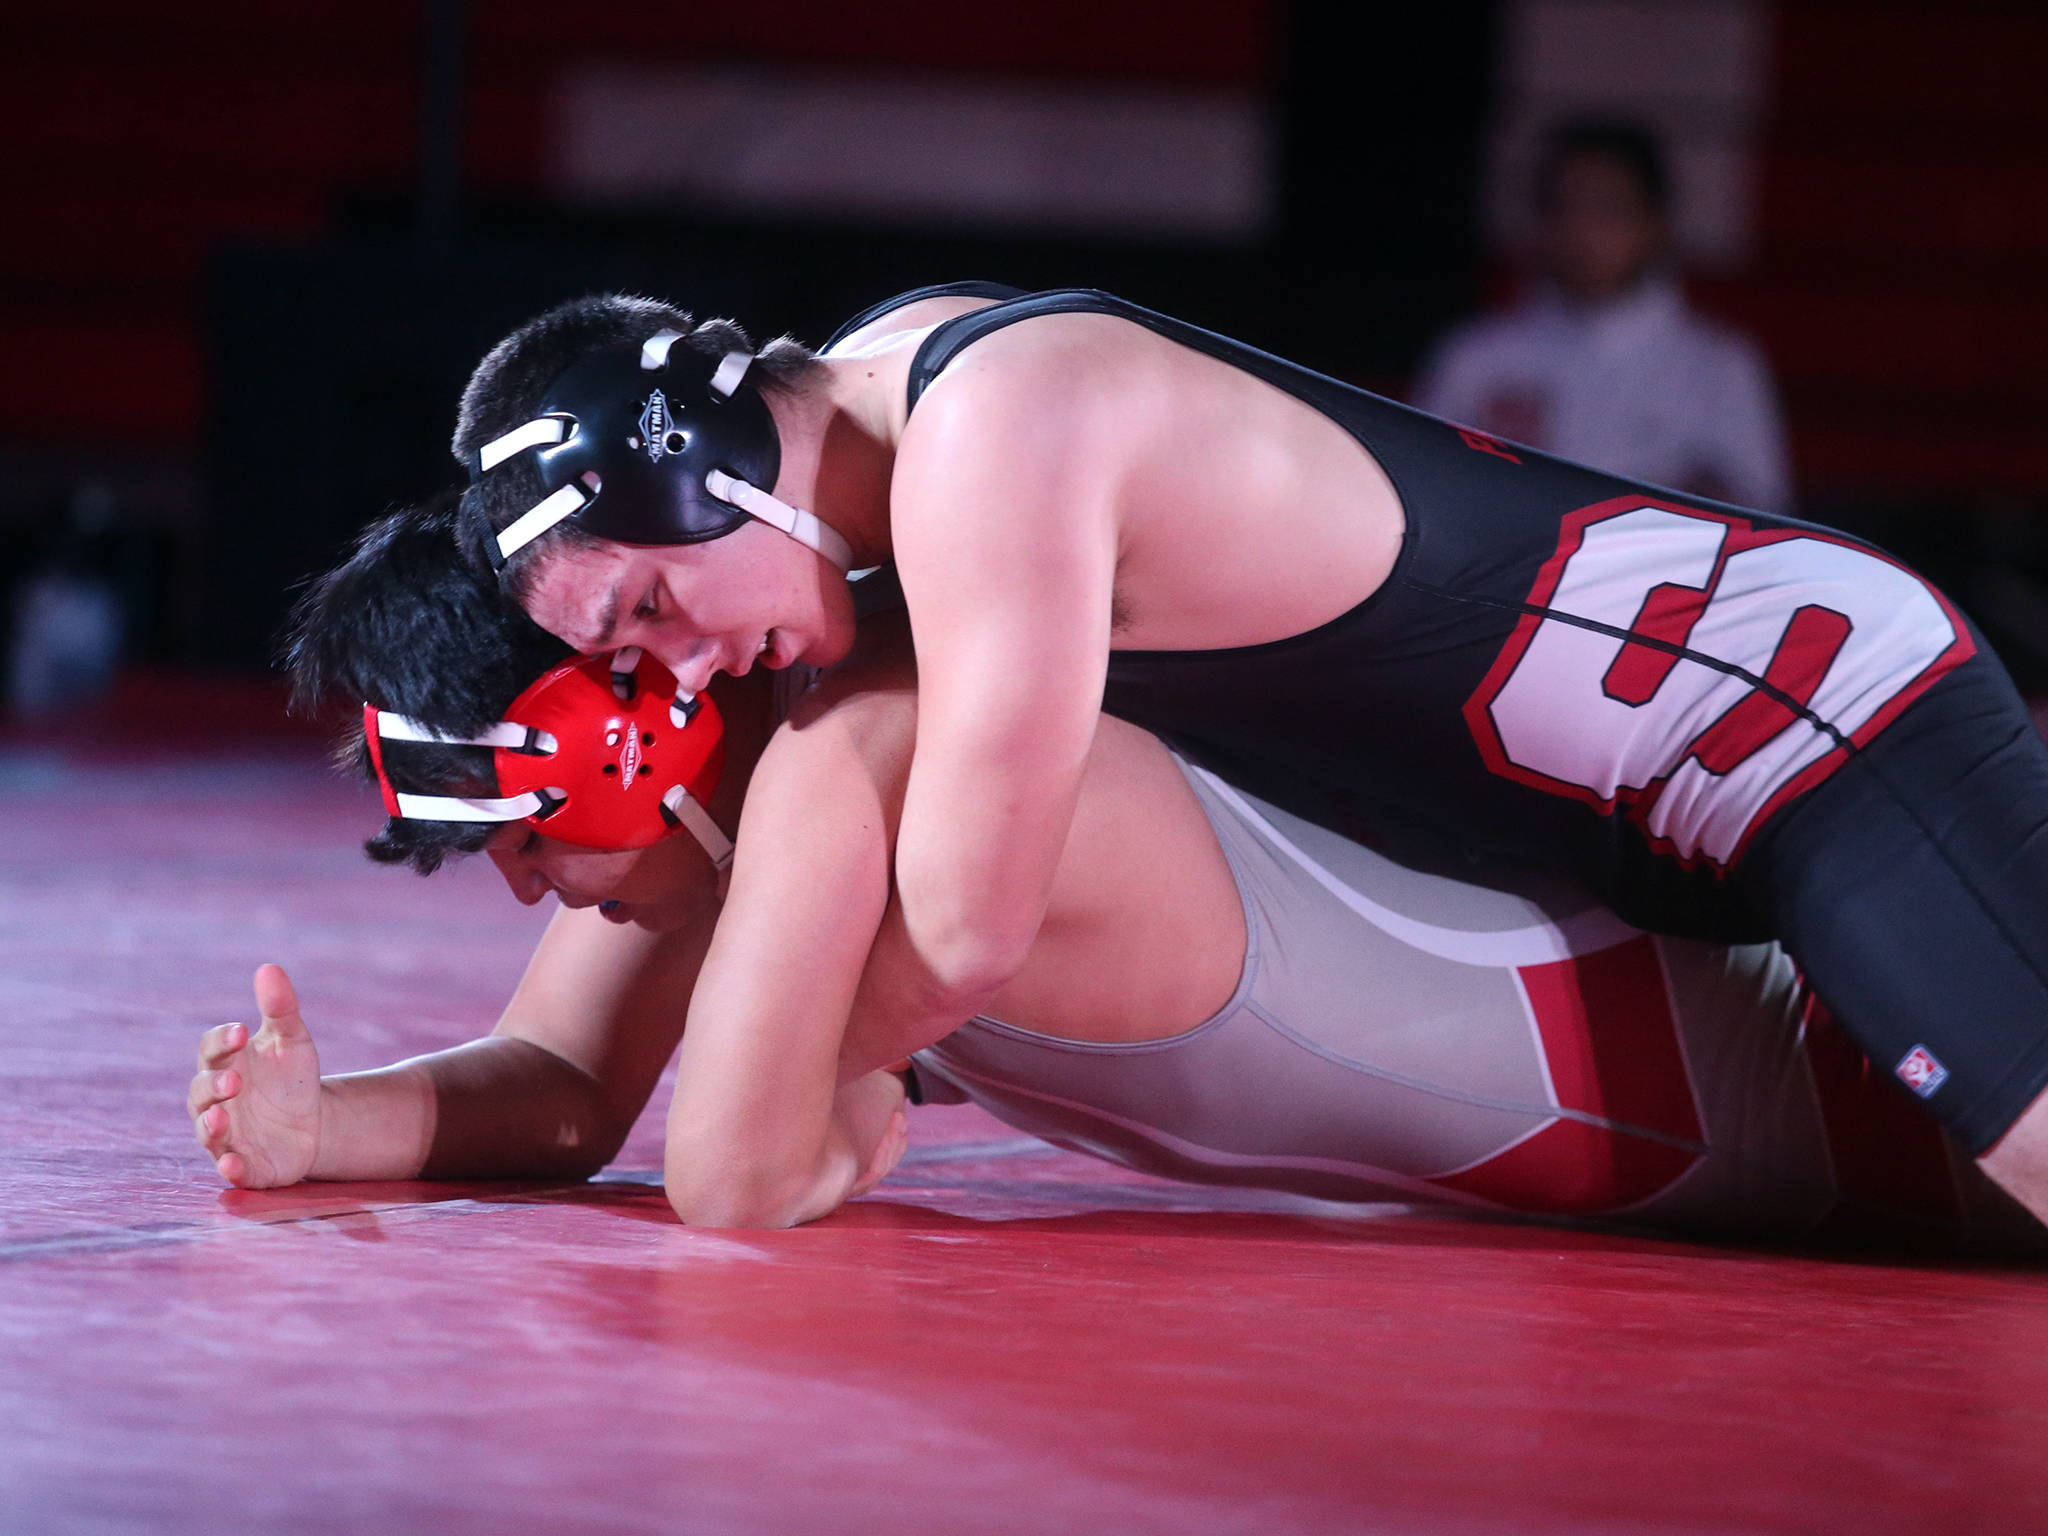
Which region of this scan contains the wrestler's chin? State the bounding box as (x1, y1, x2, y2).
(786, 623, 853, 671)
(603, 901, 667, 933)
(803, 587, 860, 669)
(626, 888, 720, 933)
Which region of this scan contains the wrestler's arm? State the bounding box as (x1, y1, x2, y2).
(191, 904, 716, 1187)
(662, 671, 919, 1227)
(858, 342, 1122, 1057)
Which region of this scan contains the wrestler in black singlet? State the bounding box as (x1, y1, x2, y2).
(824, 284, 2048, 1154)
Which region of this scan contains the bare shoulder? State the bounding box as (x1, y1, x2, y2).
(907, 310, 1152, 427)
(891, 311, 1154, 514)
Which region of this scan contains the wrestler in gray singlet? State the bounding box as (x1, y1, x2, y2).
(913, 755, 1975, 1241)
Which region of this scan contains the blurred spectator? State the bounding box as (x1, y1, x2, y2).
(1415, 119, 1791, 513)
(7, 484, 126, 718)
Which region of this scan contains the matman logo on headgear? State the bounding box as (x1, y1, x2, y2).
(636, 391, 678, 463)
(619, 727, 642, 786)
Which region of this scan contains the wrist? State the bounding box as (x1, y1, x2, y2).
(305, 1065, 435, 1182)
(302, 1079, 339, 1180)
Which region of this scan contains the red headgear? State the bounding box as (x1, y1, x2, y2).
(364, 647, 730, 865)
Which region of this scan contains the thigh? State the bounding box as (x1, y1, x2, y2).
(1747, 650, 2048, 1154)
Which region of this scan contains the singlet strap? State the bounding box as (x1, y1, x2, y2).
(906, 289, 1105, 412)
(819, 280, 1028, 354)
(904, 287, 1349, 422)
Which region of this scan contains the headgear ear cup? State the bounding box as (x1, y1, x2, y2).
(366, 650, 730, 864)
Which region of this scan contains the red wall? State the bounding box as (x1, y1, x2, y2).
(1697, 2, 2048, 492)
(14, 1, 2048, 497)
(8, 1, 1273, 452)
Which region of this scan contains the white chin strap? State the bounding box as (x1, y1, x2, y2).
(702, 468, 854, 572)
(661, 785, 734, 870)
(478, 346, 854, 573)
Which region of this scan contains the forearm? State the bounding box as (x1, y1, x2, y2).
(837, 755, 1079, 1077)
(839, 899, 987, 1078)
(881, 740, 1083, 1028)
(310, 1035, 615, 1182)
(663, 711, 905, 1224)
(669, 1111, 859, 1229)
(669, 1072, 906, 1229)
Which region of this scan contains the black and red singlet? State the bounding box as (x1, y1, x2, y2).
(833, 284, 2048, 1153)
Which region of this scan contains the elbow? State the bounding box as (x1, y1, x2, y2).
(554, 1136, 623, 1184)
(663, 1152, 827, 1231)
(916, 925, 1033, 1022)
(579, 1113, 636, 1177)
(544, 1102, 634, 1182)
(666, 1191, 803, 1231)
(895, 847, 1044, 1019)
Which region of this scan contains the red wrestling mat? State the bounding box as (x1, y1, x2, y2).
(5, 728, 2047, 1535)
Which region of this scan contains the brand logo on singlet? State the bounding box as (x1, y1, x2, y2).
(637, 392, 672, 462)
(1896, 1045, 1949, 1098)
(619, 729, 642, 787)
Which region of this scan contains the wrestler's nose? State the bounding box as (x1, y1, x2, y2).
(488, 849, 553, 907)
(658, 636, 721, 695)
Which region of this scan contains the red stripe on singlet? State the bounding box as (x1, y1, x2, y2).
(1434, 936, 1704, 1213)
(1601, 581, 1711, 705)
(1687, 604, 1854, 775)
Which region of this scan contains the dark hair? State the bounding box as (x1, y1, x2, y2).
(1535, 118, 1670, 215)
(284, 493, 572, 874)
(452, 293, 819, 600)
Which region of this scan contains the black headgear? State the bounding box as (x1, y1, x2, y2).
(470, 329, 852, 573)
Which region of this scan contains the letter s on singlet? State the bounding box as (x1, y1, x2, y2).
(1464, 499, 1973, 870)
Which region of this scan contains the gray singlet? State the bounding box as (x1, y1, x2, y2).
(912, 754, 1931, 1238)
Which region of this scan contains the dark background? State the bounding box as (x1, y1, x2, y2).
(8, 1, 2048, 687)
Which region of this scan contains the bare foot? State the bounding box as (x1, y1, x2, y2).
(187, 963, 323, 1188)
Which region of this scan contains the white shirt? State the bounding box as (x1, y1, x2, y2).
(1414, 274, 1792, 514)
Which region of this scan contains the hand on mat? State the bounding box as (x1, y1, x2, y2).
(840, 1070, 911, 1199)
(188, 963, 322, 1188)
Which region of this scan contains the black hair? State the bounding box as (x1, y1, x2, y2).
(1535, 118, 1671, 216)
(451, 293, 819, 600)
(283, 493, 572, 874)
